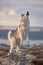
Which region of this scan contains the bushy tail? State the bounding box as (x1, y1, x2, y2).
(8, 31, 12, 42)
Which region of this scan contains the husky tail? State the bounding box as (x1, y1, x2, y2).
(8, 31, 12, 42)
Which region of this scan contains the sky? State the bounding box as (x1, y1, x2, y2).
(0, 0, 43, 27)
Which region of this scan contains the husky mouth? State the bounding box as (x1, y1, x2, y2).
(26, 11, 29, 16)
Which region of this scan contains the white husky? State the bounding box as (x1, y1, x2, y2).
(8, 11, 30, 54)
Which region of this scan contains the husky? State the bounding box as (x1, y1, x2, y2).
(8, 11, 30, 55)
(19, 11, 30, 45)
(8, 27, 22, 54)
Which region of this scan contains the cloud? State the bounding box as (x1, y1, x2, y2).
(0, 8, 20, 16)
(8, 9, 16, 15)
(0, 8, 20, 26)
(9, 0, 43, 7)
(0, 0, 43, 8)
(0, 0, 43, 26)
(28, 0, 43, 7)
(30, 15, 43, 27)
(0, 0, 43, 15)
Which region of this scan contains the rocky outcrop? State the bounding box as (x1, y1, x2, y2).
(0, 44, 43, 65)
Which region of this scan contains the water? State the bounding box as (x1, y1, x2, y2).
(0, 30, 43, 45)
(0, 39, 43, 45)
(29, 40, 43, 45)
(0, 30, 43, 40)
(0, 39, 9, 45)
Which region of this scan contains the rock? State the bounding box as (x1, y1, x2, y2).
(25, 54, 37, 62)
(16, 51, 22, 56)
(15, 60, 26, 65)
(0, 56, 31, 65)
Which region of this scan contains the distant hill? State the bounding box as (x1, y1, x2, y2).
(0, 26, 43, 31)
(0, 26, 17, 30)
(30, 27, 43, 31)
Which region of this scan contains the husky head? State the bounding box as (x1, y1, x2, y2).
(19, 11, 29, 32)
(21, 11, 29, 20)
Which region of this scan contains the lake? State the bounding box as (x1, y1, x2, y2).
(0, 39, 43, 45)
(0, 30, 43, 45)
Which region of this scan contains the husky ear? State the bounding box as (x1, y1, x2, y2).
(21, 14, 24, 17)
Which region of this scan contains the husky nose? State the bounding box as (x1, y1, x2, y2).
(26, 11, 29, 16)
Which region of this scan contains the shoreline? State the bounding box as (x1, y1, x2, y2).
(0, 38, 43, 46)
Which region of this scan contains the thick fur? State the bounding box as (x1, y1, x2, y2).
(19, 11, 30, 45)
(8, 11, 30, 54)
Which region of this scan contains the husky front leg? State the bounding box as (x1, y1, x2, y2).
(9, 47, 13, 54)
(8, 48, 13, 55)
